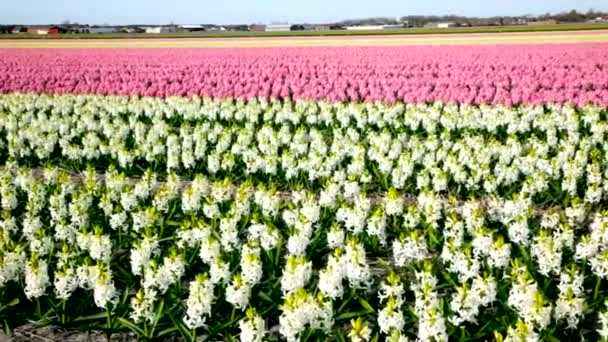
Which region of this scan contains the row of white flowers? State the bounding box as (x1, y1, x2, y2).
(1, 93, 608, 340)
(0, 160, 608, 340)
(1, 95, 608, 205)
(1, 94, 603, 132)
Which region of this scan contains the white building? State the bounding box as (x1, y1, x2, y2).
(207, 26, 227, 32)
(344, 25, 384, 31)
(382, 24, 405, 29)
(437, 22, 457, 28)
(265, 24, 291, 32)
(145, 26, 178, 34)
(89, 27, 116, 34)
(344, 24, 405, 30)
(180, 24, 205, 32)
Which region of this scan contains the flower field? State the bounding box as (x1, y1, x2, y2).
(0, 41, 608, 341)
(2, 44, 608, 105)
(1, 29, 608, 48)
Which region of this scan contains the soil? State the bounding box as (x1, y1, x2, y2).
(0, 324, 142, 342)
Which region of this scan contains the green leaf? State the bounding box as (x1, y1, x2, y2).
(73, 312, 107, 322)
(441, 271, 458, 288)
(149, 299, 165, 337)
(336, 310, 369, 321)
(0, 298, 19, 312)
(117, 317, 145, 336)
(543, 336, 560, 342)
(337, 289, 356, 314)
(120, 286, 131, 305)
(358, 298, 375, 313)
(335, 329, 346, 342)
(169, 313, 194, 342)
(257, 291, 274, 303)
(157, 326, 178, 337)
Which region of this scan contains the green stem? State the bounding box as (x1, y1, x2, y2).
(106, 305, 112, 331)
(61, 300, 66, 325)
(594, 275, 602, 303)
(36, 298, 41, 319)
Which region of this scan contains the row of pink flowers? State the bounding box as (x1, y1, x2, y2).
(1, 44, 608, 105)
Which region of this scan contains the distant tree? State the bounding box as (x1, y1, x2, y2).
(376, 9, 606, 28)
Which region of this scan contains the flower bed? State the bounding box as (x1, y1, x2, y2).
(1, 44, 608, 105)
(0, 44, 608, 341)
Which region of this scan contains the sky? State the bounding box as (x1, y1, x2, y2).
(2, 0, 607, 25)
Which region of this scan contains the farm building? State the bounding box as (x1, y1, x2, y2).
(249, 24, 266, 32)
(382, 24, 406, 29)
(225, 25, 249, 31)
(590, 16, 608, 23)
(11, 26, 28, 34)
(122, 27, 145, 33)
(27, 27, 46, 34)
(344, 24, 406, 30)
(265, 24, 291, 32)
(205, 25, 227, 32)
(47, 26, 65, 34)
(527, 19, 559, 25)
(180, 25, 206, 32)
(424, 22, 458, 28)
(26, 26, 66, 35)
(89, 27, 117, 34)
(145, 26, 178, 34)
(344, 25, 385, 30)
(437, 22, 457, 28)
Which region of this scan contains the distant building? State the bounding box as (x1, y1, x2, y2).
(265, 24, 291, 32)
(249, 24, 266, 32)
(122, 27, 145, 33)
(315, 24, 332, 31)
(180, 25, 205, 32)
(27, 27, 47, 34)
(424, 22, 458, 28)
(225, 25, 249, 31)
(145, 26, 178, 34)
(382, 24, 405, 29)
(590, 16, 608, 23)
(515, 18, 529, 25)
(11, 26, 28, 34)
(64, 25, 89, 33)
(437, 22, 457, 28)
(345, 24, 406, 30)
(527, 19, 559, 26)
(48, 26, 65, 34)
(344, 25, 385, 30)
(26, 26, 65, 35)
(89, 27, 116, 34)
(205, 25, 226, 32)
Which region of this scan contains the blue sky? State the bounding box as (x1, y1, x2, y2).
(2, 0, 607, 25)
